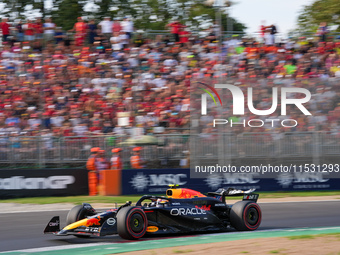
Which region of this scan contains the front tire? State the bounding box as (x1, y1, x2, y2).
(117, 206, 148, 240)
(66, 205, 90, 225)
(230, 201, 261, 231)
(66, 204, 95, 238)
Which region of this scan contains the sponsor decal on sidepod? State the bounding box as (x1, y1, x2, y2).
(170, 208, 207, 216)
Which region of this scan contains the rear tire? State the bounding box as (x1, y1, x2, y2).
(230, 201, 261, 231)
(117, 206, 148, 240)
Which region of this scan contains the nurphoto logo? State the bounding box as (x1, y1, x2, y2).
(199, 83, 312, 128)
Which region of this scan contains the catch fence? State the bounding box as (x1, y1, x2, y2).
(0, 132, 338, 169)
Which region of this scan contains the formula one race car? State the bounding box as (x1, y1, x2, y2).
(44, 186, 261, 240)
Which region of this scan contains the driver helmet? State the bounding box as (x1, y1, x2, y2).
(156, 198, 168, 207)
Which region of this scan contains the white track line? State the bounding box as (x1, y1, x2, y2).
(0, 242, 113, 254)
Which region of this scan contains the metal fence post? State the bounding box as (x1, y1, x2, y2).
(38, 136, 44, 168)
(313, 131, 320, 165)
(60, 137, 64, 168)
(9, 138, 14, 169)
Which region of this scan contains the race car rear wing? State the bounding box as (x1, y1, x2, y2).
(207, 188, 259, 203)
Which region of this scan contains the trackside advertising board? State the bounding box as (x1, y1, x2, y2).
(1, 168, 339, 198)
(0, 169, 88, 198)
(121, 168, 340, 195)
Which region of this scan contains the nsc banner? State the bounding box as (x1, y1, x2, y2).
(122, 168, 340, 195)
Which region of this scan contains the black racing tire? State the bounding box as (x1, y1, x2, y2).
(230, 201, 262, 231)
(117, 206, 148, 240)
(66, 205, 94, 238)
(66, 205, 89, 225)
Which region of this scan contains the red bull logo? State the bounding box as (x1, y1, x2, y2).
(167, 188, 206, 199)
(178, 189, 206, 198)
(86, 216, 101, 226)
(179, 189, 192, 199)
(64, 216, 101, 231)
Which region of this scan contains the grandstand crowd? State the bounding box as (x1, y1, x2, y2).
(0, 16, 339, 138)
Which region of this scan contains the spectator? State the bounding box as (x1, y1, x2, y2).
(73, 121, 88, 136)
(259, 20, 266, 43)
(15, 20, 24, 42)
(27, 113, 42, 129)
(43, 17, 56, 43)
(34, 18, 44, 42)
(5, 115, 20, 127)
(88, 19, 98, 45)
(98, 17, 113, 41)
(0, 18, 10, 42)
(284, 60, 297, 75)
(103, 121, 114, 134)
(23, 19, 35, 42)
(72, 17, 88, 46)
(133, 33, 145, 47)
(265, 24, 277, 46)
(110, 32, 122, 51)
(112, 18, 122, 34)
(121, 17, 134, 39)
(50, 112, 65, 128)
(166, 20, 181, 42)
(0, 17, 336, 141)
(54, 27, 65, 44)
(179, 26, 190, 45)
(317, 22, 328, 42)
(119, 31, 129, 49)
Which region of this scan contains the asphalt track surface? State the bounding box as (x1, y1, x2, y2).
(1, 201, 339, 253)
